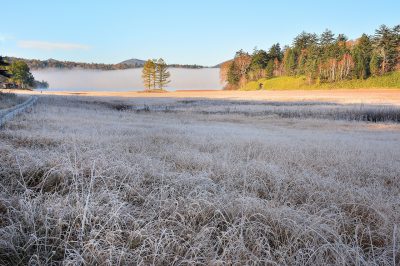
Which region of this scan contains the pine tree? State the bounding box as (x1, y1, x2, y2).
(268, 43, 282, 61)
(283, 48, 296, 76)
(304, 45, 321, 84)
(142, 60, 156, 90)
(370, 52, 382, 76)
(320, 29, 335, 46)
(265, 60, 274, 78)
(0, 56, 10, 78)
(249, 49, 269, 80)
(8, 60, 34, 88)
(293, 32, 318, 51)
(155, 58, 170, 90)
(352, 34, 373, 79)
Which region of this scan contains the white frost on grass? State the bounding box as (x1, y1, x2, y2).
(0, 96, 399, 265)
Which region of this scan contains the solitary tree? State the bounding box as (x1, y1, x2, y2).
(155, 58, 170, 90)
(142, 60, 156, 90)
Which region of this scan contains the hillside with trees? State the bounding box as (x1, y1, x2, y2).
(220, 24, 400, 90)
(0, 57, 49, 89)
(4, 57, 210, 71)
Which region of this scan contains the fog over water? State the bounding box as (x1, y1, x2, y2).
(32, 68, 222, 91)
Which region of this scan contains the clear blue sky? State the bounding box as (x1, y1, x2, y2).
(1, 0, 399, 66)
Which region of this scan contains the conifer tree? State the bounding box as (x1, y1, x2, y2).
(8, 60, 34, 88)
(283, 48, 296, 76)
(370, 52, 382, 76)
(142, 60, 156, 90)
(155, 58, 170, 90)
(265, 60, 274, 78)
(352, 34, 372, 79)
(320, 29, 335, 46)
(374, 25, 398, 73)
(0, 56, 10, 78)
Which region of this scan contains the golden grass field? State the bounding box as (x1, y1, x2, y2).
(0, 89, 400, 265)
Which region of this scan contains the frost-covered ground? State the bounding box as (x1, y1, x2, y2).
(0, 92, 27, 114)
(0, 96, 399, 265)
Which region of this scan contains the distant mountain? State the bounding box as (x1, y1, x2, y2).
(4, 56, 214, 70)
(119, 58, 146, 67)
(5, 57, 134, 71)
(120, 59, 208, 69)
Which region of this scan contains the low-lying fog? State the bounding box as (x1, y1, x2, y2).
(32, 68, 222, 91)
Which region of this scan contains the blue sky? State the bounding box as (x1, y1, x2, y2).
(1, 0, 399, 66)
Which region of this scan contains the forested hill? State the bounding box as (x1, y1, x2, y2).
(220, 24, 400, 90)
(4, 57, 212, 70)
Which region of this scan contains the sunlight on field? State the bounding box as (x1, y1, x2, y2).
(0, 95, 399, 264)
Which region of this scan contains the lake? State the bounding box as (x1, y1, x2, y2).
(32, 68, 222, 91)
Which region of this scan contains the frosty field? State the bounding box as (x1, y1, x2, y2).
(0, 95, 399, 265)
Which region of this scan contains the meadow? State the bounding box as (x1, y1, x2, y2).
(0, 94, 399, 265)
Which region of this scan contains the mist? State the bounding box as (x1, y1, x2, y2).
(32, 68, 222, 91)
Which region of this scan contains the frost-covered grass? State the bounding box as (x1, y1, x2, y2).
(0, 92, 26, 113)
(0, 96, 399, 265)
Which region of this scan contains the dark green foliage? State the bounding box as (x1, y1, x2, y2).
(268, 43, 283, 61)
(370, 52, 382, 76)
(283, 48, 296, 76)
(249, 49, 269, 80)
(304, 45, 320, 83)
(265, 60, 274, 78)
(0, 56, 10, 78)
(336, 34, 348, 43)
(8, 60, 35, 88)
(320, 29, 335, 46)
(373, 25, 400, 73)
(353, 34, 373, 79)
(250, 49, 269, 70)
(293, 32, 318, 51)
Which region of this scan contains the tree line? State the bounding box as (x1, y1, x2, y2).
(0, 57, 49, 89)
(220, 24, 400, 89)
(142, 59, 171, 91)
(5, 57, 210, 71)
(5, 57, 140, 70)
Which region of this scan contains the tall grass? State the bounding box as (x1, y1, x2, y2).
(0, 91, 26, 111)
(0, 96, 399, 265)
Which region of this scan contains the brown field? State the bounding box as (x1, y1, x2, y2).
(0, 92, 27, 113)
(0, 90, 399, 265)
(6, 88, 400, 105)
